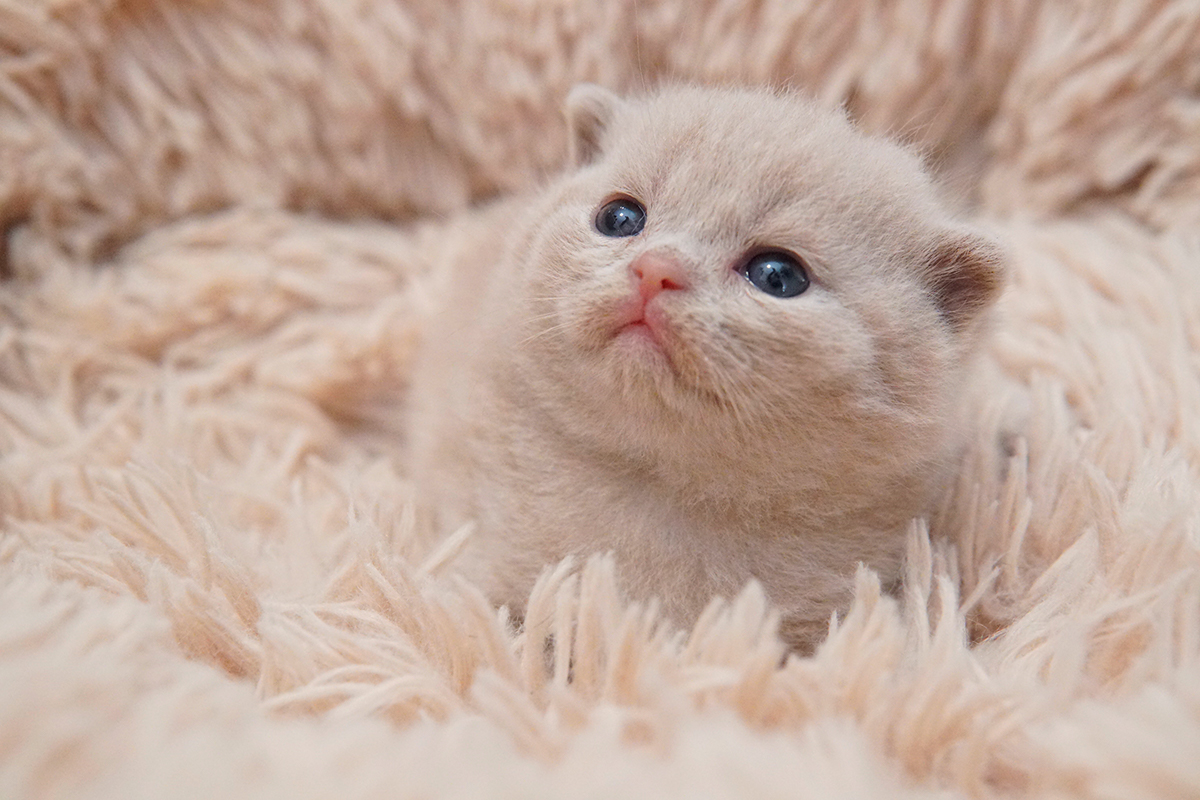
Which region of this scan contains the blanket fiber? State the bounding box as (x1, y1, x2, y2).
(2, 0, 1200, 797)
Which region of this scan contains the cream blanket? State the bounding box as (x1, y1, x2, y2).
(2, 1, 1199, 797)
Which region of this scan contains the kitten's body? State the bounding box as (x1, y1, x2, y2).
(407, 86, 1003, 648)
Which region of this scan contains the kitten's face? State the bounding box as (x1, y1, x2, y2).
(506, 87, 1001, 491)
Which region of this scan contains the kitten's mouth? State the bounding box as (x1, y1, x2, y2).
(616, 321, 667, 358)
(612, 299, 672, 351)
(608, 300, 690, 384)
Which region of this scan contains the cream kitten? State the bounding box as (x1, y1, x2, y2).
(406, 85, 1004, 649)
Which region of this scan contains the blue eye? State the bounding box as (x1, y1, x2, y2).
(742, 251, 810, 298)
(595, 198, 646, 237)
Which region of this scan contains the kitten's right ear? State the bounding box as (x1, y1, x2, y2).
(566, 84, 621, 167)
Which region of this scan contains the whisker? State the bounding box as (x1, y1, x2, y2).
(517, 321, 576, 347)
(522, 311, 567, 324)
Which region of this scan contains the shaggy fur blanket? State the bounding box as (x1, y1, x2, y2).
(2, 1, 1199, 797)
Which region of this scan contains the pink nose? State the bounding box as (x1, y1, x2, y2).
(630, 252, 689, 301)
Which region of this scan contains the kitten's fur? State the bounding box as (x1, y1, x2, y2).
(407, 85, 1004, 649)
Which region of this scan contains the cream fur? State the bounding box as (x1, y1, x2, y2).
(2, 1, 1200, 798)
(407, 85, 1004, 647)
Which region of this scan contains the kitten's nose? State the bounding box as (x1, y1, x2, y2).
(630, 252, 689, 301)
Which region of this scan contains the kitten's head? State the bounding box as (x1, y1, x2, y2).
(506, 85, 1004, 511)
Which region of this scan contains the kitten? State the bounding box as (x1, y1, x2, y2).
(406, 85, 1004, 649)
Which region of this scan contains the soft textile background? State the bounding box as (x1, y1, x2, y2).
(2, 1, 1199, 797)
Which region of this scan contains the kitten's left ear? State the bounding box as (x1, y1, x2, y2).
(566, 83, 622, 167)
(925, 229, 1006, 330)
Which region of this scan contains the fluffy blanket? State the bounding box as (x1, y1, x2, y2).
(2, 1, 1199, 797)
